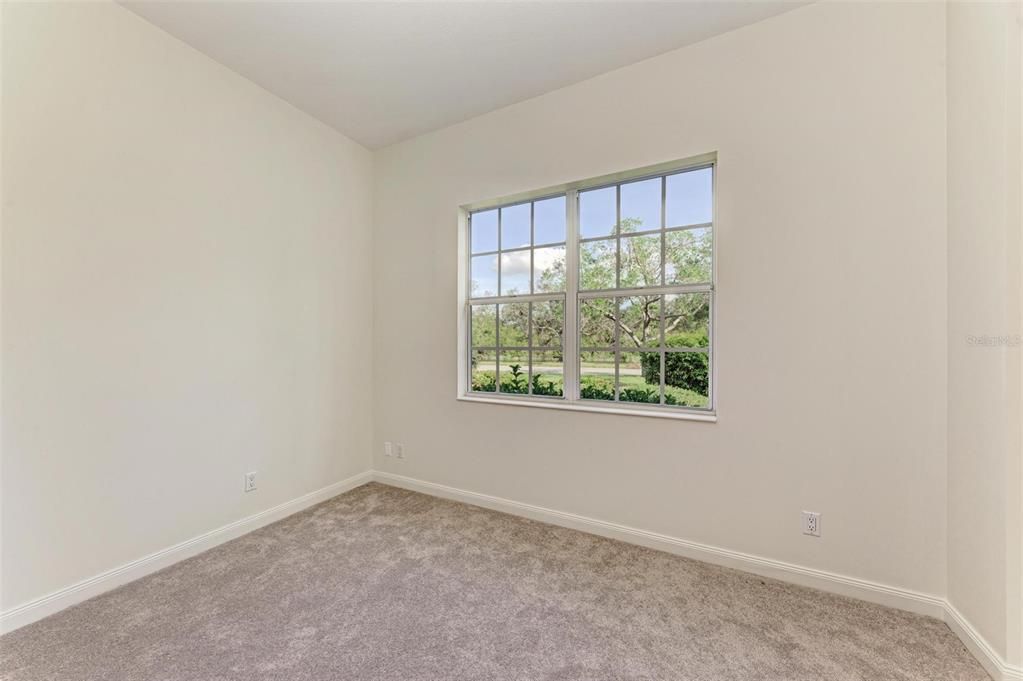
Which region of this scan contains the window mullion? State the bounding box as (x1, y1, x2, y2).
(564, 189, 580, 402)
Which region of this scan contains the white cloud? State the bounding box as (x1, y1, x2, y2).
(500, 250, 531, 277)
(500, 247, 564, 277)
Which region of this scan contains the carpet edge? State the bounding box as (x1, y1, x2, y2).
(0, 470, 375, 635)
(372, 471, 1014, 681)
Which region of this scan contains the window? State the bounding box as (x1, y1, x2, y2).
(462, 155, 714, 418)
(468, 195, 567, 397)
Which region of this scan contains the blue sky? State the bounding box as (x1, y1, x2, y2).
(471, 167, 711, 297)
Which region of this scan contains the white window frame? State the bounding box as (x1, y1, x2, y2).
(457, 153, 717, 422)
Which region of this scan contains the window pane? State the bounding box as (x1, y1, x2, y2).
(664, 292, 710, 348)
(470, 349, 497, 393)
(619, 234, 661, 289)
(580, 238, 616, 290)
(534, 196, 566, 245)
(498, 302, 529, 346)
(532, 245, 566, 293)
(618, 295, 661, 349)
(471, 209, 498, 253)
(618, 351, 661, 404)
(499, 250, 531, 295)
(665, 227, 712, 285)
(580, 351, 615, 401)
(470, 304, 496, 346)
(579, 186, 616, 238)
(471, 254, 498, 297)
(664, 351, 710, 409)
(666, 167, 712, 227)
(579, 297, 615, 348)
(498, 350, 529, 394)
(532, 299, 564, 348)
(530, 350, 564, 397)
(468, 165, 713, 411)
(620, 178, 661, 233)
(501, 203, 531, 249)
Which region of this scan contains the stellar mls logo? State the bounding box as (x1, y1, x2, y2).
(966, 334, 1022, 348)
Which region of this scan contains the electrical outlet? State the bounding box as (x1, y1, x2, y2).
(384, 441, 393, 457)
(802, 511, 820, 537)
(395, 443, 405, 460)
(244, 471, 257, 493)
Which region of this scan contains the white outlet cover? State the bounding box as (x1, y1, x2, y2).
(801, 511, 820, 537)
(384, 442, 393, 457)
(244, 471, 257, 492)
(395, 444, 405, 459)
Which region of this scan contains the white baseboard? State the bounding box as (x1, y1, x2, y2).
(944, 602, 1023, 681)
(373, 471, 1019, 681)
(0, 470, 374, 635)
(3, 468, 1018, 681)
(373, 471, 945, 617)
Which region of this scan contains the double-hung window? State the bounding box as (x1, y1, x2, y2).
(461, 155, 715, 418)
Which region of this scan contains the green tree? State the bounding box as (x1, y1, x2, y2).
(474, 212, 709, 391)
(578, 217, 711, 351)
(470, 305, 496, 346)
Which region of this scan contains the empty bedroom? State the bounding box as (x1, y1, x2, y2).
(1, 0, 1021, 679)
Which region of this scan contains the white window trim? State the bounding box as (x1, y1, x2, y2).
(456, 153, 717, 421)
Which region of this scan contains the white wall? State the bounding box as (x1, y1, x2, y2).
(373, 1, 949, 597)
(947, 0, 1022, 667)
(1, 2, 374, 610)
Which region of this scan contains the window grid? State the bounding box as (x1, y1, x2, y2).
(577, 294, 710, 407)
(469, 194, 568, 398)
(466, 159, 714, 413)
(469, 298, 566, 397)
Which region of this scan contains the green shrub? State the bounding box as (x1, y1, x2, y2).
(472, 365, 565, 396)
(471, 371, 497, 392)
(580, 377, 615, 401)
(502, 364, 529, 394)
(640, 331, 709, 394)
(618, 386, 659, 403)
(531, 374, 562, 396)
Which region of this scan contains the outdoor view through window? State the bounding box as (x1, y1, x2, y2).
(466, 160, 714, 413)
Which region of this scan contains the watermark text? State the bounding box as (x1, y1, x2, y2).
(966, 334, 1022, 347)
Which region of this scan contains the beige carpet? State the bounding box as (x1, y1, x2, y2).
(1, 483, 988, 680)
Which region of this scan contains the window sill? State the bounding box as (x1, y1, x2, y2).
(457, 394, 717, 422)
